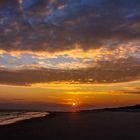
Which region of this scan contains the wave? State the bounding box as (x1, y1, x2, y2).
(0, 111, 49, 125)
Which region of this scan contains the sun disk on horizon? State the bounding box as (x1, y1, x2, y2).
(72, 102, 76, 106)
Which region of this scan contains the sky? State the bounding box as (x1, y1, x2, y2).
(0, 0, 140, 111)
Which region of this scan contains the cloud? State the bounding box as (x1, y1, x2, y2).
(0, 0, 139, 85)
(123, 91, 140, 94)
(0, 42, 139, 70)
(0, 0, 140, 52)
(0, 57, 140, 86)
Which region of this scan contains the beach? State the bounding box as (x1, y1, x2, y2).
(0, 111, 140, 140)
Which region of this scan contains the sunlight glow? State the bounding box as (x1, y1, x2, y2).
(72, 103, 76, 106)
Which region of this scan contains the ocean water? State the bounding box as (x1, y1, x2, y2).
(0, 111, 49, 125)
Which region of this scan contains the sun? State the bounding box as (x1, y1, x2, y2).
(72, 102, 76, 106)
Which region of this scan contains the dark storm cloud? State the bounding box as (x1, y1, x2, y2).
(0, 58, 140, 86)
(0, 0, 140, 52)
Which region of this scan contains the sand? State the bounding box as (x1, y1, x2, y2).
(0, 111, 140, 140)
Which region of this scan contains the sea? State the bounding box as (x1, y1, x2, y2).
(0, 111, 49, 125)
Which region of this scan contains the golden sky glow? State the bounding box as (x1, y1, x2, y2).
(0, 80, 140, 111)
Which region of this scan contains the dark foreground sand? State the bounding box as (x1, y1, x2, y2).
(0, 111, 140, 140)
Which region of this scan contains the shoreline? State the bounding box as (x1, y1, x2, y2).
(0, 111, 139, 140)
(0, 111, 49, 126)
(0, 106, 140, 126)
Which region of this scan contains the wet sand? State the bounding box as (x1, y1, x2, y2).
(0, 111, 140, 140)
